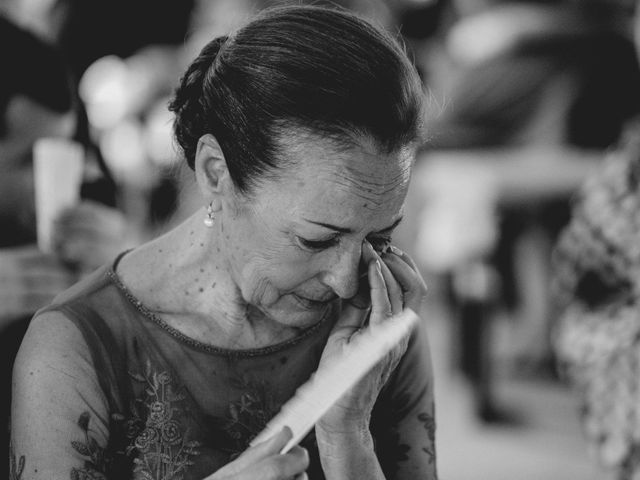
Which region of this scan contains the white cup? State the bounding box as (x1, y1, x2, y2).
(33, 137, 85, 253)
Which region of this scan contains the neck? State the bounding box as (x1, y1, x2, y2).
(119, 212, 297, 349)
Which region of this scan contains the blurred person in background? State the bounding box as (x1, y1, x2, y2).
(10, 6, 436, 480)
(407, 0, 640, 422)
(553, 121, 640, 480)
(552, 1, 640, 477)
(0, 13, 127, 471)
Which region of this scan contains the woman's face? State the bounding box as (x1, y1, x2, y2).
(220, 135, 414, 328)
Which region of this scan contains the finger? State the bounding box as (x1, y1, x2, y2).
(389, 245, 421, 273)
(381, 252, 427, 312)
(364, 241, 403, 313)
(343, 240, 377, 311)
(253, 446, 308, 480)
(377, 253, 403, 316)
(346, 267, 371, 311)
(361, 240, 377, 264)
(270, 446, 308, 478)
(369, 258, 393, 323)
(236, 427, 294, 468)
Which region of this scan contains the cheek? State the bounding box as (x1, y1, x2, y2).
(239, 255, 316, 306)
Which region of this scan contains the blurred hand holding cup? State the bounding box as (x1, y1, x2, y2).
(33, 138, 84, 253)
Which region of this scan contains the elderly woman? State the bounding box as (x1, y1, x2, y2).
(11, 6, 435, 480)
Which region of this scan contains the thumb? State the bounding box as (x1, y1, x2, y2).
(236, 427, 293, 467)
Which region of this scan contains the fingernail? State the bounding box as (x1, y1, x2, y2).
(375, 259, 381, 271)
(389, 245, 402, 256)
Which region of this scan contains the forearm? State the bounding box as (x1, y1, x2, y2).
(316, 424, 386, 480)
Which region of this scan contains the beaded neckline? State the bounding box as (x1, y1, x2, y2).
(105, 255, 332, 358)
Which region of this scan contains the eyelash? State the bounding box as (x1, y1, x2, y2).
(296, 235, 391, 253)
(296, 236, 340, 252)
(369, 236, 392, 253)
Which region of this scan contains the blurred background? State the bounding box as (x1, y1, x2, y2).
(2, 0, 639, 478)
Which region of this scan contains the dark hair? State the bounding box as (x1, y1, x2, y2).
(169, 5, 424, 193)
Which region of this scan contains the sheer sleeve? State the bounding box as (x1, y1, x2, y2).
(372, 318, 438, 480)
(11, 310, 112, 479)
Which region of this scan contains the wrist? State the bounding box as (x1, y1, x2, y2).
(315, 425, 385, 479)
(316, 402, 373, 435)
(315, 421, 373, 454)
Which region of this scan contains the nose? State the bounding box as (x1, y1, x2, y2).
(321, 244, 361, 300)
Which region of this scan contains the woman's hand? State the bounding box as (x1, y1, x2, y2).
(317, 241, 427, 433)
(52, 201, 130, 273)
(0, 246, 75, 325)
(204, 427, 309, 480)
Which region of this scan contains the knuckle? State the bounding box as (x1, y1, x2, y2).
(292, 446, 310, 469)
(261, 461, 281, 479)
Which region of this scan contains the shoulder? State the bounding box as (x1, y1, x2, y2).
(14, 308, 110, 420)
(12, 311, 111, 479)
(50, 263, 113, 306)
(19, 286, 126, 401)
(41, 260, 135, 347)
(16, 310, 93, 380)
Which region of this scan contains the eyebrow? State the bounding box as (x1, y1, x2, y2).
(305, 216, 404, 234)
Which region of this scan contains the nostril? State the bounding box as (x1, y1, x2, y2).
(322, 245, 363, 299)
(325, 272, 359, 300)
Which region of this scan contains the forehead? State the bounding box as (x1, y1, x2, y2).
(256, 134, 414, 227)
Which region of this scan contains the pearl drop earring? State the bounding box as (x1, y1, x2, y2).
(204, 202, 215, 227)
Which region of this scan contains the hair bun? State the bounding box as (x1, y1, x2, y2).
(169, 35, 229, 169)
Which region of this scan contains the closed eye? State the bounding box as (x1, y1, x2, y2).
(296, 236, 340, 252)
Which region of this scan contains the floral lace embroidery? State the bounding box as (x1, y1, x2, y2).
(70, 412, 109, 480)
(221, 374, 278, 458)
(372, 391, 413, 477)
(126, 360, 201, 480)
(418, 405, 437, 465)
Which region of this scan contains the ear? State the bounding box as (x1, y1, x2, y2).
(194, 134, 232, 212)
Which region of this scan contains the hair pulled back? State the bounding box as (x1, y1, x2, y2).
(169, 5, 424, 193)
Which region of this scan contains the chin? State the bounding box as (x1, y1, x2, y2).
(263, 295, 333, 329)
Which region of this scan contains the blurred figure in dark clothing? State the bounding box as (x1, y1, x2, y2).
(0, 15, 126, 470)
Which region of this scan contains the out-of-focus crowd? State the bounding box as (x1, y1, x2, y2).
(2, 0, 640, 478)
